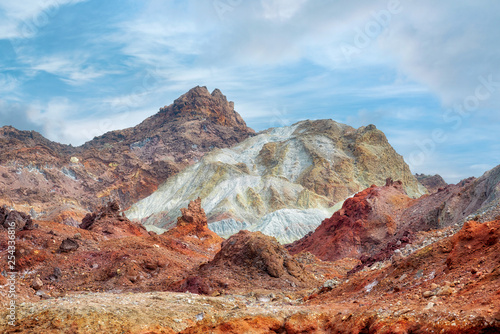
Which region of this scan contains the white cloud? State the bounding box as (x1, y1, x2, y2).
(261, 0, 308, 20)
(19, 54, 112, 85)
(0, 0, 87, 39)
(378, 1, 500, 108)
(0, 73, 20, 93)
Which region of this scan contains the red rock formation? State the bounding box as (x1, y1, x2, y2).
(172, 230, 317, 294)
(287, 179, 413, 262)
(403, 166, 500, 230)
(0, 199, 226, 302)
(175, 198, 207, 230)
(301, 219, 500, 333)
(78, 201, 149, 238)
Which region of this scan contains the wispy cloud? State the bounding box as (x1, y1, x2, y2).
(0, 0, 88, 39)
(18, 54, 112, 85)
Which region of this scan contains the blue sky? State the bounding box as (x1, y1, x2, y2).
(0, 0, 499, 183)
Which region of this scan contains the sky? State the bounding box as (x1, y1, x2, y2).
(0, 0, 499, 184)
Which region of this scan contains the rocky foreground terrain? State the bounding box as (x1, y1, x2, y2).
(1, 194, 499, 333)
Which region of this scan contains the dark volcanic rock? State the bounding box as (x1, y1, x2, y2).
(59, 238, 79, 252)
(79, 201, 149, 238)
(0, 206, 36, 230)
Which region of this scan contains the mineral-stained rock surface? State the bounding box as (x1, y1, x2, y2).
(404, 164, 500, 230)
(79, 201, 150, 238)
(287, 179, 414, 262)
(171, 230, 317, 294)
(2, 220, 499, 333)
(127, 120, 427, 242)
(0, 86, 254, 217)
(288, 165, 500, 264)
(300, 219, 500, 334)
(0, 199, 223, 304)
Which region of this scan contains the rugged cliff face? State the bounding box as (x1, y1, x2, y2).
(0, 86, 254, 218)
(404, 164, 500, 230)
(287, 179, 413, 262)
(126, 119, 426, 242)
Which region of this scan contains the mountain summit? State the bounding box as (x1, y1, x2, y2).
(163, 86, 249, 129)
(0, 87, 254, 217)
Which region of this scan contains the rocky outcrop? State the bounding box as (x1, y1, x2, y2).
(0, 206, 36, 230)
(287, 165, 500, 269)
(79, 201, 149, 238)
(164, 198, 224, 247)
(127, 120, 426, 242)
(0, 200, 224, 301)
(287, 179, 413, 262)
(415, 173, 448, 193)
(172, 230, 316, 294)
(301, 219, 500, 333)
(0, 86, 254, 217)
(175, 198, 207, 231)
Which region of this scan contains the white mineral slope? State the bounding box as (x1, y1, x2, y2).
(248, 207, 337, 244)
(126, 119, 426, 234)
(208, 219, 252, 239)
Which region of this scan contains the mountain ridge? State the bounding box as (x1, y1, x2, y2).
(0, 86, 255, 217)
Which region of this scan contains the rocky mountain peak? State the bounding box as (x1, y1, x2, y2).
(160, 86, 250, 130)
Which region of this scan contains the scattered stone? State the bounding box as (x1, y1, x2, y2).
(437, 286, 455, 296)
(31, 277, 43, 291)
(424, 302, 436, 310)
(0, 206, 35, 230)
(323, 278, 341, 289)
(59, 238, 79, 252)
(35, 290, 51, 299)
(423, 291, 434, 298)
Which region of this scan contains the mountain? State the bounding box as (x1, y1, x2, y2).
(405, 164, 500, 230)
(0, 86, 254, 219)
(415, 173, 448, 193)
(288, 164, 500, 263)
(126, 120, 427, 242)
